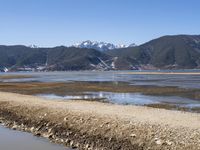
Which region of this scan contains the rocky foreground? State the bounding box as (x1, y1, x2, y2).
(0, 92, 200, 150)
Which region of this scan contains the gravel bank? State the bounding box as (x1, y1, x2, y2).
(0, 92, 200, 150)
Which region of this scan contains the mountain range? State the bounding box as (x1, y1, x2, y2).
(72, 40, 136, 51)
(0, 35, 200, 72)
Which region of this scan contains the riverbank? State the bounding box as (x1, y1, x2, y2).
(0, 92, 200, 150)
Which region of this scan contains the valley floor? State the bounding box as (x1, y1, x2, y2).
(0, 92, 200, 149)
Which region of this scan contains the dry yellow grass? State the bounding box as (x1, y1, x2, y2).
(0, 75, 33, 79)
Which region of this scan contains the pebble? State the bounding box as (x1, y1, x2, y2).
(12, 125, 18, 130)
(154, 138, 163, 145)
(30, 127, 35, 132)
(165, 140, 172, 145)
(64, 117, 68, 121)
(155, 139, 163, 145)
(130, 133, 136, 138)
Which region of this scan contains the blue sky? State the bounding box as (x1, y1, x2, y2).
(0, 0, 200, 47)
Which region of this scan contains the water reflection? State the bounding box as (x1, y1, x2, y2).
(37, 92, 200, 108)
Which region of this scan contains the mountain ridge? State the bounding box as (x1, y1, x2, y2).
(107, 34, 200, 70)
(72, 40, 136, 51)
(1, 34, 200, 72)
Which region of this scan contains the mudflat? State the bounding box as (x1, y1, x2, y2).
(121, 72, 200, 75)
(0, 91, 200, 150)
(0, 75, 33, 79)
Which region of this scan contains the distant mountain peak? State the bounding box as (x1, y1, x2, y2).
(29, 45, 39, 48)
(128, 43, 137, 47)
(72, 40, 136, 51)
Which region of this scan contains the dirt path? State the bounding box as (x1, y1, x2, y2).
(0, 91, 200, 150)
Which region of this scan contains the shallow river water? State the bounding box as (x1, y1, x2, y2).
(0, 125, 70, 150)
(1, 71, 200, 108)
(37, 92, 200, 108)
(1, 70, 200, 89)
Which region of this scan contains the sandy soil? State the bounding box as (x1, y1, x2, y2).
(0, 91, 200, 150)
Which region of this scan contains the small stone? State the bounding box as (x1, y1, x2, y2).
(46, 123, 50, 127)
(48, 133, 53, 139)
(34, 132, 41, 136)
(12, 125, 18, 130)
(130, 133, 136, 138)
(155, 139, 163, 145)
(65, 139, 70, 144)
(154, 137, 159, 141)
(70, 141, 74, 147)
(30, 127, 35, 132)
(85, 144, 89, 149)
(48, 128, 53, 133)
(75, 143, 79, 147)
(165, 140, 172, 145)
(64, 117, 68, 121)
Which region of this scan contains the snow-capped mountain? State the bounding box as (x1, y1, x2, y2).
(72, 40, 136, 51)
(29, 45, 39, 48)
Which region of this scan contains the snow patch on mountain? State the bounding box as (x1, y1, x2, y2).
(29, 45, 39, 48)
(72, 40, 136, 51)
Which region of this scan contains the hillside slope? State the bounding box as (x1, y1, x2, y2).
(0, 46, 113, 71)
(107, 35, 200, 69)
(46, 47, 112, 70)
(1, 35, 200, 71)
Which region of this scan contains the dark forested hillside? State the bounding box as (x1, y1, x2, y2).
(107, 35, 200, 69)
(1, 35, 200, 72)
(0, 46, 113, 71)
(0, 45, 47, 69)
(46, 46, 112, 70)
